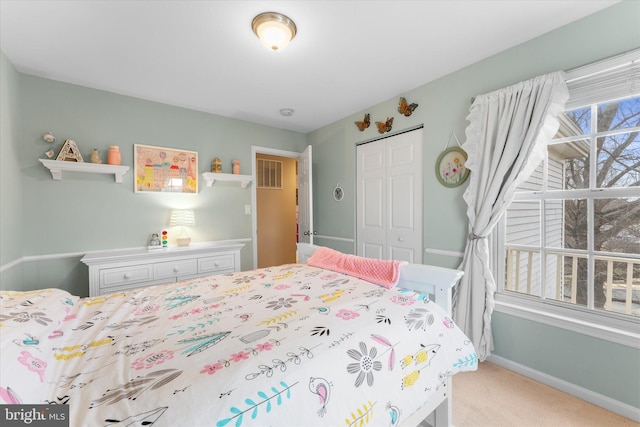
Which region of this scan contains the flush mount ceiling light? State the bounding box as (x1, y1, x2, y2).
(252, 12, 297, 52)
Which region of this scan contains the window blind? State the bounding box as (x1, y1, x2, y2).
(565, 48, 640, 110)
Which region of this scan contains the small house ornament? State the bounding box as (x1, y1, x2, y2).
(212, 157, 222, 173)
(232, 160, 240, 174)
(56, 139, 84, 162)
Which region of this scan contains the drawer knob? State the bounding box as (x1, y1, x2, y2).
(173, 267, 180, 273)
(123, 273, 131, 279)
(214, 262, 219, 267)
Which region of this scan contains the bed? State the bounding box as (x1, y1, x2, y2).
(0, 244, 477, 427)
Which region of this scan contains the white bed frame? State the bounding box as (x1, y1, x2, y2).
(297, 243, 464, 427)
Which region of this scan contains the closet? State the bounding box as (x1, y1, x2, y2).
(356, 128, 423, 262)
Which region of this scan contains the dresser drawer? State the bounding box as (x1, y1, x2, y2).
(101, 265, 153, 289)
(198, 254, 235, 274)
(83, 243, 244, 297)
(154, 259, 198, 280)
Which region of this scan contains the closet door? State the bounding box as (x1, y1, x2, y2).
(356, 128, 423, 263)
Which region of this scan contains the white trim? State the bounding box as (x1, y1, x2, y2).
(494, 298, 640, 348)
(314, 234, 354, 243)
(424, 247, 464, 258)
(251, 145, 305, 270)
(487, 354, 640, 423)
(0, 257, 24, 273)
(0, 239, 252, 273)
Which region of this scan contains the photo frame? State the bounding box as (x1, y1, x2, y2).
(435, 146, 469, 188)
(134, 144, 198, 193)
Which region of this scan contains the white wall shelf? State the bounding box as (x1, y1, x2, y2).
(202, 172, 252, 188)
(39, 159, 130, 183)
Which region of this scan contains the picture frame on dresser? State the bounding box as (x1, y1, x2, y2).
(134, 144, 198, 194)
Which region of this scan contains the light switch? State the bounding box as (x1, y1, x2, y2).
(244, 205, 252, 215)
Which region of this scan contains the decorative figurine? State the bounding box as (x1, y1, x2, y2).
(354, 113, 370, 131)
(149, 233, 161, 246)
(43, 132, 56, 143)
(56, 139, 84, 162)
(233, 160, 240, 175)
(107, 146, 121, 165)
(90, 148, 102, 164)
(212, 157, 222, 173)
(375, 117, 394, 134)
(398, 97, 418, 116)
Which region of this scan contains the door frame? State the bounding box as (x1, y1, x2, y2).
(251, 145, 306, 269)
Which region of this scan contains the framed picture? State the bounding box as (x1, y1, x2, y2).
(435, 147, 469, 188)
(134, 144, 198, 193)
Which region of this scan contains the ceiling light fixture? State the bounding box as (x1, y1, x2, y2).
(252, 12, 297, 52)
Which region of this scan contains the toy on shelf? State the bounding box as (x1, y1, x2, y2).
(212, 157, 222, 173)
(90, 149, 103, 164)
(57, 139, 84, 162)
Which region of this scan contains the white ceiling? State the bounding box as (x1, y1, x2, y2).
(0, 1, 620, 134)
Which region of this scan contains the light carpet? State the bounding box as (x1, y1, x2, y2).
(452, 361, 638, 427)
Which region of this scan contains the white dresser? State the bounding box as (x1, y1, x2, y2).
(81, 242, 244, 296)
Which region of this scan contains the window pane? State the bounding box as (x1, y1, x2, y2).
(516, 161, 542, 192)
(597, 97, 640, 133)
(543, 254, 588, 309)
(595, 258, 640, 317)
(506, 201, 540, 246)
(594, 198, 640, 254)
(549, 139, 590, 189)
(596, 133, 640, 188)
(549, 254, 589, 306)
(563, 199, 588, 250)
(505, 249, 541, 297)
(554, 107, 591, 138)
(544, 199, 564, 248)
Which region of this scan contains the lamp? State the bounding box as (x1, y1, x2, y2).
(251, 12, 297, 52)
(169, 209, 196, 246)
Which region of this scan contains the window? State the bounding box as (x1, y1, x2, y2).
(494, 50, 640, 342)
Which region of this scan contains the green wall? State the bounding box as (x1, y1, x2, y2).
(0, 51, 23, 286)
(307, 0, 640, 414)
(1, 70, 306, 295)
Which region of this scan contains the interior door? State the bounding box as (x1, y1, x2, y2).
(356, 141, 386, 259)
(356, 129, 423, 262)
(297, 145, 313, 244)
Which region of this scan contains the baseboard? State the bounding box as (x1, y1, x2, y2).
(487, 354, 640, 422)
(0, 238, 253, 273)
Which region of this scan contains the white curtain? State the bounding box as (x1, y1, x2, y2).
(453, 71, 569, 361)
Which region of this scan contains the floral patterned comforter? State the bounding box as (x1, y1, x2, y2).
(0, 263, 477, 427)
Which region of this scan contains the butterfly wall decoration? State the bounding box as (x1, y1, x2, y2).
(398, 97, 418, 116)
(376, 117, 393, 134)
(354, 113, 370, 131)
